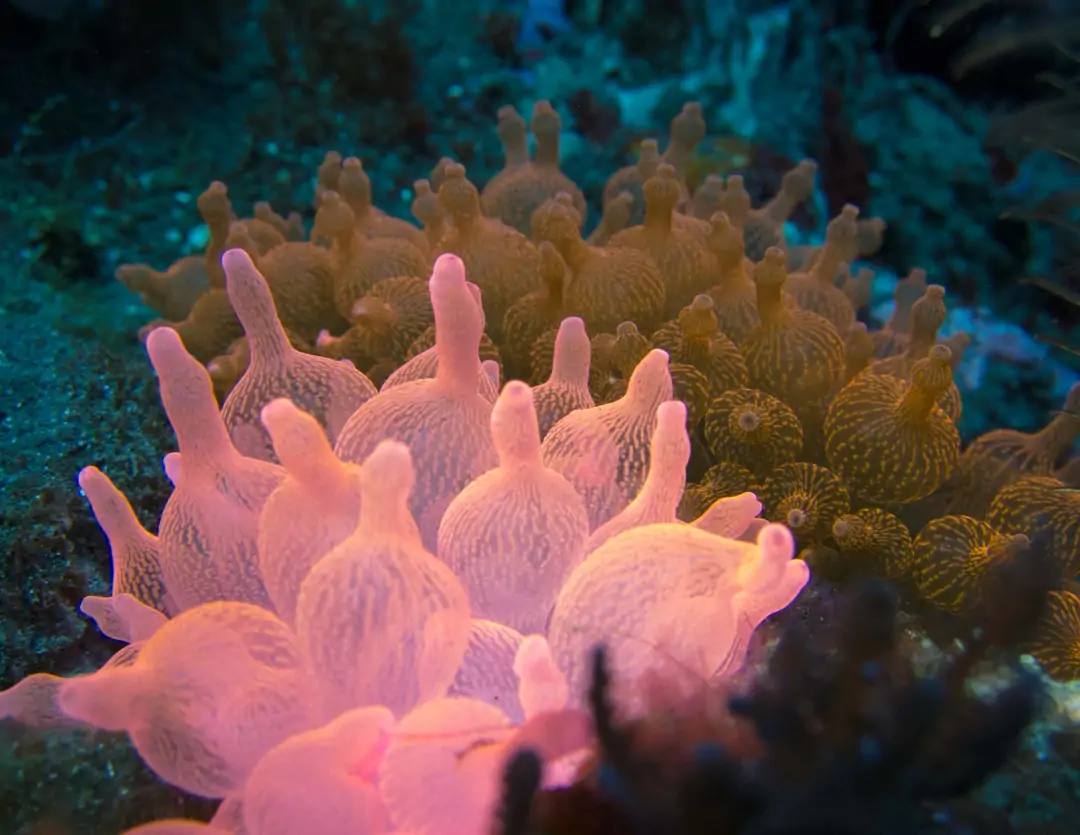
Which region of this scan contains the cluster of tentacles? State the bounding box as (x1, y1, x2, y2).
(1, 99, 1075, 835)
(118, 100, 1079, 681)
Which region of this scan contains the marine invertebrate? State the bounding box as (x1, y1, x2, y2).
(76, 466, 176, 620)
(651, 294, 748, 398)
(500, 241, 570, 381)
(609, 164, 717, 317)
(0, 244, 820, 835)
(825, 344, 961, 504)
(4, 243, 812, 825)
(219, 249, 377, 462)
(404, 319, 504, 392)
(865, 284, 962, 422)
(256, 399, 362, 626)
(313, 189, 429, 323)
(481, 101, 588, 236)
(841, 321, 876, 385)
(141, 282, 245, 366)
(987, 476, 1080, 578)
(911, 515, 1031, 615)
(585, 399, 762, 557)
(679, 462, 758, 522)
(435, 162, 544, 339)
(147, 327, 283, 613)
(207, 337, 253, 402)
(947, 382, 1080, 518)
(196, 181, 281, 290)
(382, 302, 501, 405)
(697, 161, 818, 261)
(116, 256, 209, 323)
(782, 204, 860, 335)
(669, 362, 712, 429)
(702, 211, 773, 344)
(553, 578, 1043, 835)
(16, 93, 1076, 833)
(532, 194, 666, 335)
(740, 247, 846, 413)
(587, 191, 634, 247)
(757, 462, 851, 548)
(330, 155, 430, 252)
(1026, 591, 1080, 681)
(540, 348, 673, 531)
(594, 321, 652, 402)
(411, 178, 446, 249)
(437, 380, 589, 634)
(447, 619, 527, 722)
(548, 522, 808, 714)
(315, 274, 434, 385)
(67, 601, 314, 799)
(531, 316, 595, 439)
(871, 266, 928, 359)
(221, 220, 345, 347)
(240, 704, 393, 835)
(831, 508, 914, 580)
(603, 104, 707, 226)
(296, 439, 471, 720)
(703, 387, 803, 477)
(334, 254, 498, 552)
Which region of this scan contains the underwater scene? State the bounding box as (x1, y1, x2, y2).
(1, 0, 1080, 832)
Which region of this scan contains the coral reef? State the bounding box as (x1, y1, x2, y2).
(4, 7, 1080, 823)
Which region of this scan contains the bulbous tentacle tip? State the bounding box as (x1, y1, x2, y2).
(262, 398, 339, 477)
(785, 557, 811, 591)
(483, 359, 500, 389)
(692, 491, 762, 538)
(324, 704, 397, 767)
(559, 316, 587, 340)
(0, 672, 73, 729)
(639, 348, 669, 374)
(220, 246, 260, 281)
(80, 593, 166, 644)
(361, 439, 415, 499)
(77, 465, 148, 540)
(163, 452, 182, 485)
(144, 321, 186, 364)
(628, 348, 670, 389)
(115, 263, 153, 292)
(832, 515, 858, 540)
(260, 397, 302, 434)
(513, 634, 569, 719)
(758, 521, 796, 562)
(465, 282, 486, 321)
(656, 399, 687, 430)
(77, 464, 105, 495)
(492, 380, 541, 465)
(58, 666, 144, 732)
(512, 633, 555, 679)
(430, 252, 467, 292)
(928, 343, 952, 363)
(499, 379, 532, 406)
